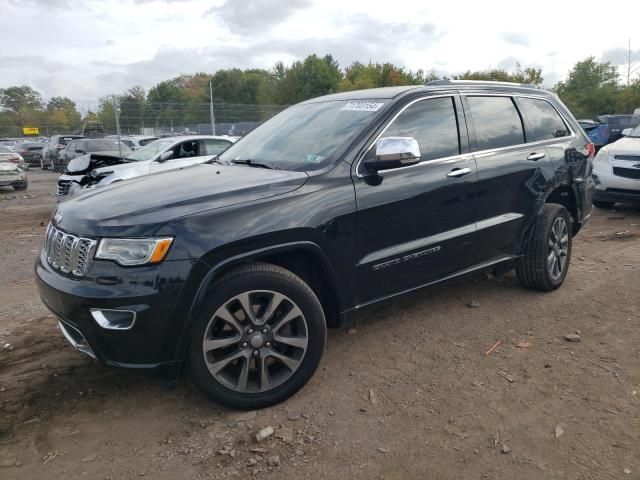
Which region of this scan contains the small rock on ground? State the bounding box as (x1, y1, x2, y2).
(564, 334, 582, 342)
(255, 426, 274, 443)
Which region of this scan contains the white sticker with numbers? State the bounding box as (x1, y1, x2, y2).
(341, 102, 384, 112)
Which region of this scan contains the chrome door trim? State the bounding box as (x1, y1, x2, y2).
(358, 212, 523, 267)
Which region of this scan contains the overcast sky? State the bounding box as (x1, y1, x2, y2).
(1, 0, 639, 104)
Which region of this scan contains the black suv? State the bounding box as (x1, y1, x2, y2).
(36, 81, 594, 409)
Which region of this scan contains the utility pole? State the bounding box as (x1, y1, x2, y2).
(209, 80, 216, 136)
(113, 95, 123, 159)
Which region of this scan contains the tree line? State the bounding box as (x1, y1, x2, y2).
(1, 54, 640, 136)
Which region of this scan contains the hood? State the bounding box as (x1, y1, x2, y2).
(67, 152, 131, 174)
(55, 163, 308, 236)
(606, 136, 640, 155)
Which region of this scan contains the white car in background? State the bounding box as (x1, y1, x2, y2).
(57, 135, 237, 199)
(592, 124, 640, 208)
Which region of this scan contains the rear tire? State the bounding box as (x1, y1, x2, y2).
(187, 263, 326, 409)
(593, 200, 615, 209)
(517, 204, 572, 292)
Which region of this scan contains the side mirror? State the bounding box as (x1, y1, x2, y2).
(622, 128, 633, 137)
(363, 137, 421, 173)
(158, 150, 173, 162)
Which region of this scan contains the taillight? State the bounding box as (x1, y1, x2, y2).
(587, 143, 595, 158)
(9, 156, 19, 163)
(57, 144, 66, 149)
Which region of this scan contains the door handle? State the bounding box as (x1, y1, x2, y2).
(527, 152, 546, 161)
(446, 167, 472, 178)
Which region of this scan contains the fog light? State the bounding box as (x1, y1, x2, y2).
(90, 308, 136, 330)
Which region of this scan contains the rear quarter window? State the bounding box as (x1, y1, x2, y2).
(515, 97, 570, 142)
(466, 96, 525, 150)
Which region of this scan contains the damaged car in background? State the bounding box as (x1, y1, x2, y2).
(56, 135, 237, 198)
(0, 159, 28, 191)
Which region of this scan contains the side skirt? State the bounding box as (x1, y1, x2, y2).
(339, 254, 520, 324)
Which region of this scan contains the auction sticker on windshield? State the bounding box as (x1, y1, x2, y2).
(341, 102, 384, 112)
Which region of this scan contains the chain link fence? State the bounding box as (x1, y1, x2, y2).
(0, 100, 288, 139)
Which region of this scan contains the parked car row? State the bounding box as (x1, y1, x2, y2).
(56, 135, 237, 198)
(580, 114, 640, 149)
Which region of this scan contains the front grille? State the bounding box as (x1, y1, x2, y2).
(614, 154, 640, 161)
(613, 167, 640, 180)
(44, 224, 97, 277)
(57, 180, 71, 196)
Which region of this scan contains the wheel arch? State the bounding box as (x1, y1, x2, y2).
(542, 184, 580, 235)
(176, 241, 344, 364)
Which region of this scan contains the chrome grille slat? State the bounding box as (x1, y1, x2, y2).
(43, 223, 96, 277)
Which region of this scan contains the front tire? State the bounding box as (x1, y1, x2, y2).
(187, 263, 326, 409)
(517, 204, 572, 291)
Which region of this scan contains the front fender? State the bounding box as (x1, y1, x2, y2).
(171, 240, 343, 366)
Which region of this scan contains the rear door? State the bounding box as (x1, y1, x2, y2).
(462, 94, 556, 262)
(354, 94, 479, 303)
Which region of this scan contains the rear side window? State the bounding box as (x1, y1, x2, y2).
(379, 96, 460, 161)
(516, 97, 569, 141)
(466, 96, 524, 150)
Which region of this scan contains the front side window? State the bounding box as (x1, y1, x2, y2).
(377, 97, 460, 162)
(516, 97, 569, 142)
(466, 96, 525, 150)
(174, 140, 199, 159)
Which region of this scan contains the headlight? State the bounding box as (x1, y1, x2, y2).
(594, 149, 612, 164)
(95, 237, 173, 266)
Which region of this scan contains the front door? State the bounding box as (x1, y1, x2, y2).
(354, 94, 479, 304)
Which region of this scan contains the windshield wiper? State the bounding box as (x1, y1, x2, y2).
(231, 159, 278, 170)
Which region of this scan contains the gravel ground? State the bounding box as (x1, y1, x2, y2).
(0, 170, 639, 479)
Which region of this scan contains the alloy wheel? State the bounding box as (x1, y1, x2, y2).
(201, 290, 309, 393)
(547, 217, 569, 280)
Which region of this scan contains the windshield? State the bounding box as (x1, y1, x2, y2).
(126, 139, 174, 161)
(628, 125, 640, 138)
(85, 139, 132, 153)
(218, 100, 386, 171)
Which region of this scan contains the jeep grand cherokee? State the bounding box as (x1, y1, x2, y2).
(36, 81, 594, 409)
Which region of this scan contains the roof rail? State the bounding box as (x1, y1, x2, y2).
(426, 79, 541, 89)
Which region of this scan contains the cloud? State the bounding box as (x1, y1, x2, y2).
(497, 56, 520, 70)
(501, 32, 530, 47)
(205, 0, 313, 33)
(601, 47, 640, 66)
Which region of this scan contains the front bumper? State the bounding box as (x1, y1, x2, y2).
(36, 250, 195, 372)
(593, 162, 640, 205)
(0, 173, 25, 186)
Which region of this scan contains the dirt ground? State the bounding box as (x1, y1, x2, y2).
(0, 170, 639, 479)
